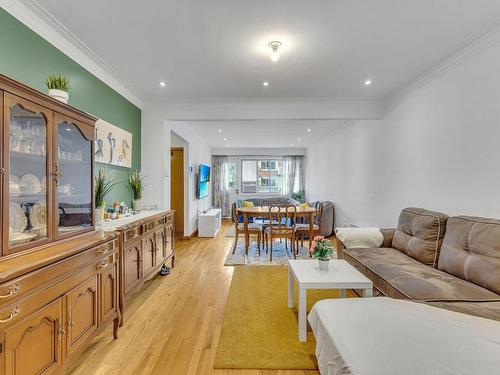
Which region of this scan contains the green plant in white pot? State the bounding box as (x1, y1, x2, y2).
(128, 170, 145, 211)
(45, 74, 70, 104)
(95, 168, 115, 224)
(310, 236, 334, 270)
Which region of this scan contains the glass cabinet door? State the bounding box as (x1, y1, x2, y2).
(4, 95, 52, 251)
(56, 118, 93, 236)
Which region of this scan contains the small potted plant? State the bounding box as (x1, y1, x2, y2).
(45, 74, 70, 103)
(310, 236, 334, 270)
(128, 170, 145, 211)
(95, 168, 115, 224)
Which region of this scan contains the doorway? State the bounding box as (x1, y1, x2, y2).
(170, 147, 184, 236)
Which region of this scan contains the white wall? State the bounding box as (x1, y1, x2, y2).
(307, 38, 500, 227)
(141, 110, 211, 236)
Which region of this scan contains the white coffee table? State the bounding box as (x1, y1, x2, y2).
(288, 259, 373, 342)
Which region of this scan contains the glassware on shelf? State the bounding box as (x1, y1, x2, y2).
(8, 104, 48, 247)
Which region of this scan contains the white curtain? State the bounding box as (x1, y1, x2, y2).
(283, 155, 304, 196)
(212, 155, 231, 217)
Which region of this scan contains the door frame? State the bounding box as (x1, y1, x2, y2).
(170, 146, 185, 236)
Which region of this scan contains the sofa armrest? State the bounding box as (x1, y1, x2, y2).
(335, 228, 396, 256)
(381, 228, 396, 247)
(335, 238, 345, 259)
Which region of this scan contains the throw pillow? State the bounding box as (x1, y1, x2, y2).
(242, 201, 255, 207)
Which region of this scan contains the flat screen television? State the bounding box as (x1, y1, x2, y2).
(197, 181, 209, 199)
(199, 164, 211, 182)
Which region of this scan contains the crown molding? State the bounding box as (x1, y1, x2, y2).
(383, 22, 500, 114)
(1, 0, 144, 108)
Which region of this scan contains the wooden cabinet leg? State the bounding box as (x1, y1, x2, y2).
(113, 317, 119, 339)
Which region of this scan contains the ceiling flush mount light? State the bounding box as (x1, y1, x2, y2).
(268, 41, 282, 62)
(263, 81, 269, 86)
(364, 79, 372, 86)
(159, 81, 166, 87)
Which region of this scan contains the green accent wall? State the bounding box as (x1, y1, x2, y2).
(0, 8, 141, 207)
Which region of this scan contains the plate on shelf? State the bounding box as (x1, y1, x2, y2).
(31, 200, 47, 230)
(9, 201, 27, 232)
(20, 174, 41, 194)
(9, 175, 21, 196)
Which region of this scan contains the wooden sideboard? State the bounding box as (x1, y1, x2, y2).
(0, 74, 120, 374)
(101, 210, 175, 326)
(0, 232, 119, 374)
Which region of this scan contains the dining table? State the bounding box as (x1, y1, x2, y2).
(235, 205, 318, 253)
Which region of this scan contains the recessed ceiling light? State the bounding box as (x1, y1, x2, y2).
(307, 128, 311, 132)
(297, 137, 301, 141)
(223, 137, 227, 141)
(290, 143, 294, 147)
(218, 129, 222, 133)
(269, 41, 282, 62)
(263, 81, 269, 86)
(364, 79, 372, 86)
(159, 81, 166, 87)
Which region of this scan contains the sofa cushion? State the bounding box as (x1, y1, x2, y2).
(423, 300, 500, 322)
(343, 247, 500, 302)
(392, 207, 448, 267)
(438, 216, 500, 295)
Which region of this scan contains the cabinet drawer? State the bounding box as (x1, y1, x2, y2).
(0, 259, 103, 330)
(124, 226, 141, 241)
(142, 218, 165, 233)
(0, 240, 117, 307)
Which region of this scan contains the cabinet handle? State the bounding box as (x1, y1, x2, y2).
(96, 246, 107, 255)
(0, 283, 21, 299)
(57, 321, 65, 340)
(53, 164, 63, 187)
(0, 168, 5, 175)
(0, 306, 21, 323)
(96, 259, 109, 270)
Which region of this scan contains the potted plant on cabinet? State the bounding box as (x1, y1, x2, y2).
(95, 168, 115, 224)
(310, 236, 334, 270)
(45, 74, 71, 103)
(128, 170, 145, 211)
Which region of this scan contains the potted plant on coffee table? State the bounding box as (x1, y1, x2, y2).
(128, 170, 145, 211)
(95, 168, 115, 224)
(310, 236, 334, 270)
(45, 74, 71, 103)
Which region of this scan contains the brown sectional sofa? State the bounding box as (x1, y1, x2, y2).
(336, 207, 500, 321)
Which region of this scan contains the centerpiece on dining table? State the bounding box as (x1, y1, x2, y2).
(310, 236, 334, 270)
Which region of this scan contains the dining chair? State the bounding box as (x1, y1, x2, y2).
(264, 205, 297, 261)
(295, 202, 323, 250)
(231, 203, 261, 255)
(254, 199, 277, 247)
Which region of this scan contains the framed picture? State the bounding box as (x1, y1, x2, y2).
(94, 118, 133, 168)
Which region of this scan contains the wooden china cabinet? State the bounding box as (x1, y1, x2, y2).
(0, 74, 120, 375)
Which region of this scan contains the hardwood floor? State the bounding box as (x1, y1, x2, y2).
(68, 221, 319, 375)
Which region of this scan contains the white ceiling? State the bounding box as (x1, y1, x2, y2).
(27, 0, 500, 102)
(183, 119, 348, 148)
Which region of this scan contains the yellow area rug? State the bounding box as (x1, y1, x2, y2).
(214, 265, 348, 370)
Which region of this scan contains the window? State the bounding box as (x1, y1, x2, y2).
(242, 159, 282, 193)
(225, 162, 236, 189)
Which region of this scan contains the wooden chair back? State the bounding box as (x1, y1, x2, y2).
(314, 202, 323, 230)
(267, 205, 297, 234)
